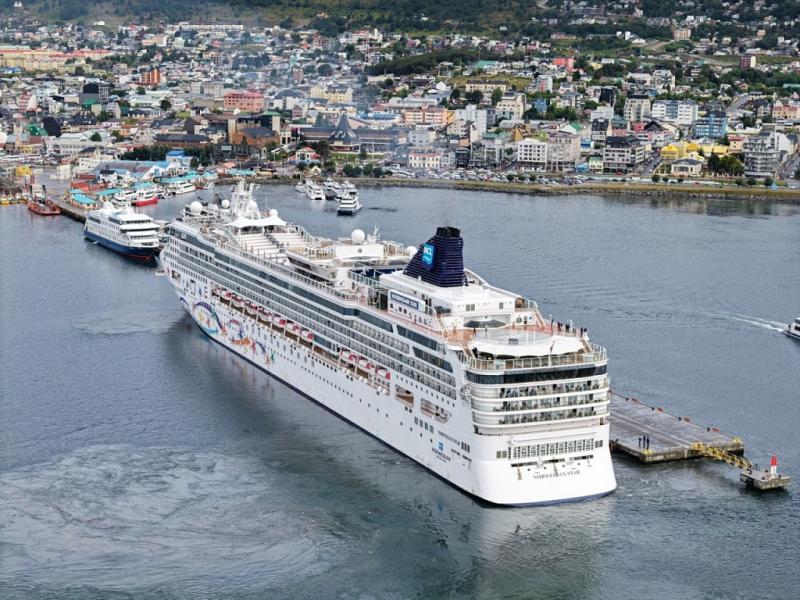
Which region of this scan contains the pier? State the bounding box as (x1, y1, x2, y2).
(50, 196, 87, 222)
(609, 393, 789, 490)
(608, 393, 743, 462)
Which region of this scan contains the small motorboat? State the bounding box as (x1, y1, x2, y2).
(783, 317, 800, 341)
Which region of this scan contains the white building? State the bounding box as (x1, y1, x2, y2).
(495, 93, 526, 121)
(651, 100, 698, 126)
(452, 104, 494, 135)
(516, 138, 548, 169)
(623, 94, 651, 123)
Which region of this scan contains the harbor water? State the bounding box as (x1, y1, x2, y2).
(1, 185, 799, 599)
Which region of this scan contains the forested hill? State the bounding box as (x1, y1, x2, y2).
(7, 0, 800, 38)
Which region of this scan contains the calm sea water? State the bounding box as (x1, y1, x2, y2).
(1, 185, 799, 599)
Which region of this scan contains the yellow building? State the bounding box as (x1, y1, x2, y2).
(309, 85, 353, 104)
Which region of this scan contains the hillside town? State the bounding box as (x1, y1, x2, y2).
(3, 4, 800, 197)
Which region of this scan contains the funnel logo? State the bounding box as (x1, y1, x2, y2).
(422, 243, 435, 269)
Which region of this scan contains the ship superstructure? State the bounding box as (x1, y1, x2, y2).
(159, 182, 616, 505)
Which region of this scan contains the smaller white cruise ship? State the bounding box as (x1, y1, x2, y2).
(784, 317, 800, 341)
(84, 203, 161, 260)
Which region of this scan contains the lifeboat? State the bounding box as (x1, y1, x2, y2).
(272, 315, 286, 328)
(246, 303, 258, 316)
(258, 308, 270, 323)
(357, 358, 369, 370)
(232, 296, 244, 309)
(365, 362, 376, 373)
(377, 367, 390, 380)
(300, 329, 314, 342)
(345, 352, 357, 364)
(212, 288, 221, 297)
(288, 323, 301, 335)
(220, 290, 232, 303)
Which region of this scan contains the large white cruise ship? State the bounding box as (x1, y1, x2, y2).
(159, 182, 616, 505)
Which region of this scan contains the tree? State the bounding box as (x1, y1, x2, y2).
(735, 177, 744, 186)
(89, 132, 102, 142)
(137, 86, 145, 95)
(465, 90, 482, 105)
(764, 177, 774, 187)
(317, 63, 333, 77)
(450, 87, 461, 101)
(746, 176, 756, 186)
(362, 163, 374, 176)
(190, 157, 200, 169)
(794, 167, 800, 179)
(310, 141, 331, 161)
(651, 174, 660, 183)
(491, 87, 503, 106)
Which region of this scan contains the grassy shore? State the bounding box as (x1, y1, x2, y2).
(238, 176, 800, 203)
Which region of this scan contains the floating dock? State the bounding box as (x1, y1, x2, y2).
(608, 393, 743, 463)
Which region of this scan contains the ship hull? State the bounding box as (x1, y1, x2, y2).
(174, 284, 617, 506)
(85, 229, 159, 261)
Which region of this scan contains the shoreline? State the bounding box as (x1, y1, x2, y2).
(219, 176, 800, 203)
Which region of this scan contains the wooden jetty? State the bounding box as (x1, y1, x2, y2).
(608, 392, 744, 463)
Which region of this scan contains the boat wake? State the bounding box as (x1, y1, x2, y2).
(721, 313, 786, 332)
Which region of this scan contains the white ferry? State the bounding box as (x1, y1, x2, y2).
(84, 203, 160, 260)
(783, 317, 800, 341)
(159, 182, 616, 505)
(337, 183, 362, 215)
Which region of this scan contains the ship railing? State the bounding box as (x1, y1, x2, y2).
(472, 406, 608, 427)
(461, 343, 606, 371)
(471, 395, 609, 415)
(469, 378, 610, 399)
(213, 239, 361, 302)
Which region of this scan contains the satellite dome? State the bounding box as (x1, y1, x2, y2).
(189, 201, 202, 215)
(247, 200, 258, 212)
(351, 229, 366, 244)
(406, 245, 417, 256)
(221, 199, 230, 209)
(269, 208, 278, 217)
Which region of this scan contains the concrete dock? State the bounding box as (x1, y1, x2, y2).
(609, 393, 744, 463)
(51, 197, 87, 222)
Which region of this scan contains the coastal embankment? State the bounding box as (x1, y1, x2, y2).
(219, 176, 800, 203)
